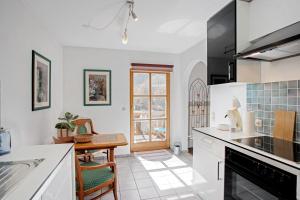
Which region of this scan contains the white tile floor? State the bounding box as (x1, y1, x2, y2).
(90, 150, 199, 200)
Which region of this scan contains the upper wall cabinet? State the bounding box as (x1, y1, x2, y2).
(207, 1, 236, 85)
(207, 0, 261, 85)
(248, 0, 300, 41)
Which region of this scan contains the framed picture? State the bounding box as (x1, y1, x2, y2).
(84, 69, 111, 106)
(32, 50, 51, 111)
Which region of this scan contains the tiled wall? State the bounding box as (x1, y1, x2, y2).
(247, 80, 300, 141)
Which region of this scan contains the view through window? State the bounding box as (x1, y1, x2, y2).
(130, 67, 170, 152)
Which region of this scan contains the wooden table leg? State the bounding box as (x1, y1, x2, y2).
(109, 148, 115, 162)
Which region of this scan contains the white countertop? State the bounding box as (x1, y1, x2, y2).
(193, 127, 300, 170)
(193, 127, 264, 141)
(0, 144, 73, 200)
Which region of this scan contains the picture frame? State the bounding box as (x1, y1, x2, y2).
(84, 69, 111, 106)
(32, 50, 51, 111)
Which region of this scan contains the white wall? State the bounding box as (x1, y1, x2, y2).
(261, 56, 300, 83)
(0, 0, 63, 147)
(249, 0, 300, 41)
(237, 60, 261, 83)
(179, 40, 207, 150)
(188, 62, 206, 87)
(63, 47, 182, 155)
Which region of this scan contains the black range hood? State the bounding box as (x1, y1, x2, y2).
(236, 21, 300, 62)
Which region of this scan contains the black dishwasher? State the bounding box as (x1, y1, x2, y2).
(224, 147, 297, 200)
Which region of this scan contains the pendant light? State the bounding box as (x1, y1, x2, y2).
(122, 28, 128, 44)
(121, 0, 138, 45)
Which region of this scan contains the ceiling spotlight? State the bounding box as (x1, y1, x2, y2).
(122, 29, 128, 44)
(131, 11, 138, 22)
(128, 0, 138, 22)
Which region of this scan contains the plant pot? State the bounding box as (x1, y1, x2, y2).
(57, 128, 69, 138)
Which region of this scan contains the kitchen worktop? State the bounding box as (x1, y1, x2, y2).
(193, 127, 264, 141)
(0, 144, 74, 200)
(193, 127, 300, 170)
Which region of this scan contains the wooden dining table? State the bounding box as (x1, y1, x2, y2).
(53, 133, 128, 162)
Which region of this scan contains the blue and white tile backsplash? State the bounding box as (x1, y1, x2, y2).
(247, 80, 300, 141)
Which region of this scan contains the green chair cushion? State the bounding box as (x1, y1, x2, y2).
(76, 149, 98, 154)
(87, 149, 98, 153)
(79, 161, 114, 191)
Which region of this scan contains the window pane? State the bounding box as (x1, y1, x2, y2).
(151, 120, 166, 141)
(151, 74, 166, 95)
(151, 97, 166, 119)
(134, 97, 150, 119)
(134, 73, 149, 95)
(134, 120, 150, 143)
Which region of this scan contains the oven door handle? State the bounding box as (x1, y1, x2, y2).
(217, 161, 224, 181)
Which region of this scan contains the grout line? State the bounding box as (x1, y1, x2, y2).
(127, 155, 141, 200)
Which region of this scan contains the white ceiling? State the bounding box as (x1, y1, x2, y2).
(22, 0, 231, 54)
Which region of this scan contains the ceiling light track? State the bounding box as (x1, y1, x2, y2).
(83, 3, 127, 31)
(83, 0, 138, 45)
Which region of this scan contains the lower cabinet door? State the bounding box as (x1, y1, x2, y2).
(42, 151, 74, 200)
(193, 146, 224, 200)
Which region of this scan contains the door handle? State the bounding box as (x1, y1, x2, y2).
(217, 161, 223, 180)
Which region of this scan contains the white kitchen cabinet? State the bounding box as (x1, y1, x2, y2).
(192, 131, 225, 200)
(41, 148, 75, 200)
(0, 144, 74, 200)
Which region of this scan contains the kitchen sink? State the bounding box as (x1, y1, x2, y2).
(0, 159, 44, 199)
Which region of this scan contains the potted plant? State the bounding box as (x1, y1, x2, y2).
(55, 112, 78, 137)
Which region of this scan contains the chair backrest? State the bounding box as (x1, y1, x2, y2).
(72, 118, 96, 135)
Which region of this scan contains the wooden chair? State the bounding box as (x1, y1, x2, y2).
(75, 155, 118, 200)
(72, 118, 98, 135)
(72, 118, 109, 161)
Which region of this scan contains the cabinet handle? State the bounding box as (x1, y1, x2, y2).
(217, 161, 223, 180)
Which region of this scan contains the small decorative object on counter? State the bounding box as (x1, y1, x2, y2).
(225, 97, 243, 132)
(0, 127, 11, 155)
(55, 112, 78, 139)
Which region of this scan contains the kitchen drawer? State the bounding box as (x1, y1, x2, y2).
(193, 131, 225, 159)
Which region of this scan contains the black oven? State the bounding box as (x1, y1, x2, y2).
(224, 147, 297, 200)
